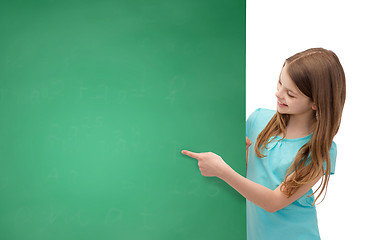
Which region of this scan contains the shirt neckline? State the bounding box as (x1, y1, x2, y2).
(275, 133, 313, 142)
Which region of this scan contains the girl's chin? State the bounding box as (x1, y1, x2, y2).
(277, 106, 288, 113)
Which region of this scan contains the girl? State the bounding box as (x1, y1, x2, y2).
(181, 48, 346, 239)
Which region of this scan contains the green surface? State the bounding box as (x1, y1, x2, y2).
(0, 0, 246, 239)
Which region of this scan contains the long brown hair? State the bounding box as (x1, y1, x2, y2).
(255, 48, 346, 205)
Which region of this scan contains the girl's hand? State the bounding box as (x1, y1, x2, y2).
(246, 137, 252, 150)
(246, 137, 251, 169)
(181, 150, 230, 178)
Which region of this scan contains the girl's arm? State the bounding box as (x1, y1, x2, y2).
(219, 165, 323, 213)
(181, 149, 323, 213)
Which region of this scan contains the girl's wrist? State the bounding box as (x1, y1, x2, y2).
(218, 164, 235, 180)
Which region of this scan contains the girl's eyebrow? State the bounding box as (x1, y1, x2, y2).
(279, 78, 299, 95)
(288, 89, 298, 95)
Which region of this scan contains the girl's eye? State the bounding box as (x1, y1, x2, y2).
(288, 93, 295, 98)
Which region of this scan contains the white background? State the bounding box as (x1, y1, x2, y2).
(246, 0, 366, 239)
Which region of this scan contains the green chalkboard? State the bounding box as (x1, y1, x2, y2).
(0, 0, 246, 239)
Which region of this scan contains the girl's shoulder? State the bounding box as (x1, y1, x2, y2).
(247, 108, 276, 125)
(246, 108, 276, 136)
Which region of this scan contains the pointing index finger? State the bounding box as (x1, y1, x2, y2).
(181, 150, 199, 159)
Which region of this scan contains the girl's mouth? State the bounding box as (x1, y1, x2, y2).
(277, 101, 288, 107)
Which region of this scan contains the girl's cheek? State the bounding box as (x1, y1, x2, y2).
(287, 99, 294, 106)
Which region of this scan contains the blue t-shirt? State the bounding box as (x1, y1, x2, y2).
(246, 108, 336, 240)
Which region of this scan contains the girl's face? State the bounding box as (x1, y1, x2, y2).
(275, 64, 316, 116)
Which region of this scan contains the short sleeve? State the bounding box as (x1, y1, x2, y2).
(323, 142, 337, 175)
(246, 108, 262, 137)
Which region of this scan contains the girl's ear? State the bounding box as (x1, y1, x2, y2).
(311, 103, 317, 111)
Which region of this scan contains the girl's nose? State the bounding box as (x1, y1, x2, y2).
(275, 91, 281, 99)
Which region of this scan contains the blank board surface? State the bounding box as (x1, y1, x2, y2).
(0, 0, 246, 239)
